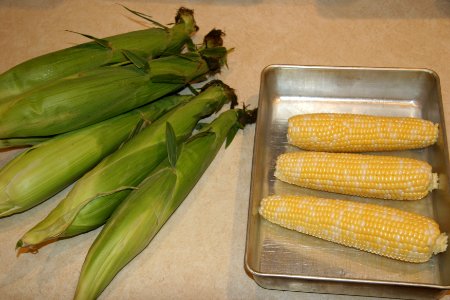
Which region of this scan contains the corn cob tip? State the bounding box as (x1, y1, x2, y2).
(204, 29, 225, 47)
(201, 80, 238, 108)
(175, 7, 199, 33)
(433, 233, 448, 254)
(237, 105, 258, 126)
(199, 29, 229, 76)
(222, 106, 257, 147)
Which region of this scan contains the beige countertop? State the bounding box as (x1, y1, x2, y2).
(1, 1, 450, 299)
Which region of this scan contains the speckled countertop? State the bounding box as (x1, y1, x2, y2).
(1, 1, 450, 299)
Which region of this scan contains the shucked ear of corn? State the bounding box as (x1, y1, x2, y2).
(73, 107, 256, 300)
(0, 29, 228, 139)
(259, 194, 448, 263)
(0, 94, 189, 218)
(17, 80, 237, 251)
(275, 151, 438, 200)
(287, 113, 439, 152)
(0, 7, 198, 101)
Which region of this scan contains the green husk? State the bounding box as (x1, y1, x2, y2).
(0, 29, 228, 139)
(0, 94, 189, 218)
(0, 137, 50, 149)
(0, 7, 198, 101)
(16, 80, 236, 251)
(73, 107, 256, 300)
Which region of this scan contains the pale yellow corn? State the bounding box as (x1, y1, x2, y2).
(275, 151, 438, 200)
(259, 194, 448, 263)
(287, 113, 439, 152)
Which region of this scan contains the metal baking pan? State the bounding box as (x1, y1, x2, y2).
(245, 65, 450, 299)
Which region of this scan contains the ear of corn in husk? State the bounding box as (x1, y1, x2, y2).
(259, 194, 447, 263)
(0, 7, 198, 101)
(287, 113, 439, 152)
(73, 107, 256, 300)
(0, 94, 189, 218)
(275, 151, 438, 200)
(16, 80, 237, 251)
(0, 29, 228, 138)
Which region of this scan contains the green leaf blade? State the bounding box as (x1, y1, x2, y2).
(121, 50, 150, 71)
(66, 30, 111, 49)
